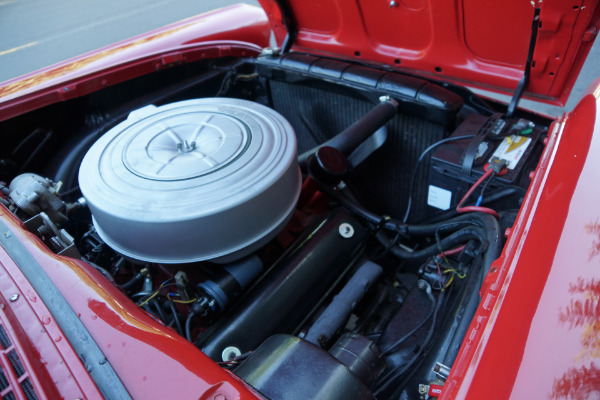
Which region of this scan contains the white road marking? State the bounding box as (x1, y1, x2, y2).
(0, 41, 38, 57)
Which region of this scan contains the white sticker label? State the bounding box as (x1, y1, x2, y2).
(427, 185, 452, 210)
(490, 135, 531, 170)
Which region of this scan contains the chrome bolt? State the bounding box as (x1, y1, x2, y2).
(417, 280, 432, 295)
(389, 0, 399, 7)
(261, 47, 281, 57)
(222, 346, 241, 362)
(433, 361, 452, 379)
(9, 294, 19, 302)
(379, 95, 399, 107)
(176, 140, 197, 153)
(339, 223, 355, 238)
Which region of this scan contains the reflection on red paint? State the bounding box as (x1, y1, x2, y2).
(554, 276, 600, 399)
(585, 218, 600, 261)
(551, 362, 600, 399)
(559, 278, 600, 331)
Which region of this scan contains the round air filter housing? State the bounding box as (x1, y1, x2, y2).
(79, 98, 301, 263)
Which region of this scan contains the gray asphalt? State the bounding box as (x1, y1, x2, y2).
(0, 0, 597, 117)
(0, 0, 259, 82)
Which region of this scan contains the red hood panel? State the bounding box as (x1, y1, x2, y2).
(260, 0, 600, 106)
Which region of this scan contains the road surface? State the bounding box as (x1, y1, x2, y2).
(0, 0, 258, 82)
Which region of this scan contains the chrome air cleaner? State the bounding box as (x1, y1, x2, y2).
(79, 98, 301, 263)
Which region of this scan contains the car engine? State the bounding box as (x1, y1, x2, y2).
(0, 54, 549, 399)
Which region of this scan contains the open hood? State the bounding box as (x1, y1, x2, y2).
(259, 0, 600, 106)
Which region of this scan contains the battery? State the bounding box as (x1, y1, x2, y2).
(426, 113, 545, 215)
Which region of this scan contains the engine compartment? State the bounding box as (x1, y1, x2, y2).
(0, 54, 550, 399)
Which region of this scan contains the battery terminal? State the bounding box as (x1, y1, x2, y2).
(488, 157, 508, 174)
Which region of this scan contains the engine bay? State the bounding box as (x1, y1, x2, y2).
(0, 53, 550, 399)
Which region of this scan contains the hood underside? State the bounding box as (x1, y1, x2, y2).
(259, 0, 600, 106)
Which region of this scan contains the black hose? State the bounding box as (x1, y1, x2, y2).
(375, 225, 487, 262)
(320, 178, 502, 271)
(327, 99, 398, 155)
(320, 184, 406, 233)
(185, 312, 195, 342)
(299, 98, 397, 171)
(377, 212, 501, 277)
(53, 129, 104, 189)
(462, 213, 502, 276)
(323, 184, 500, 239)
(121, 272, 144, 290)
(299, 126, 388, 171)
(404, 212, 498, 236)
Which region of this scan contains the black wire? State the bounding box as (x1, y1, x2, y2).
(214, 70, 234, 97)
(477, 172, 495, 205)
(381, 287, 436, 355)
(60, 185, 81, 197)
(371, 230, 402, 260)
(233, 351, 252, 362)
(374, 290, 445, 396)
(167, 300, 183, 336)
(17, 129, 53, 173)
(12, 128, 50, 156)
(151, 299, 167, 324)
(402, 135, 475, 223)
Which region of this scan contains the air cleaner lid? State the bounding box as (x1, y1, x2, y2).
(79, 98, 301, 263)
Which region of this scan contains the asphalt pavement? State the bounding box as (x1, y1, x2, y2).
(0, 0, 598, 117)
(0, 0, 259, 82)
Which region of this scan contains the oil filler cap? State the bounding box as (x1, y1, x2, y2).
(79, 98, 301, 263)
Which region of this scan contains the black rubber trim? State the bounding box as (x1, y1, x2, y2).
(0, 219, 132, 400)
(256, 53, 463, 125)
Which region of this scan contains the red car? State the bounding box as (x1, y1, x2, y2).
(0, 1, 599, 399)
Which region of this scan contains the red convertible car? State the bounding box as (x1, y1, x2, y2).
(0, 1, 599, 399)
